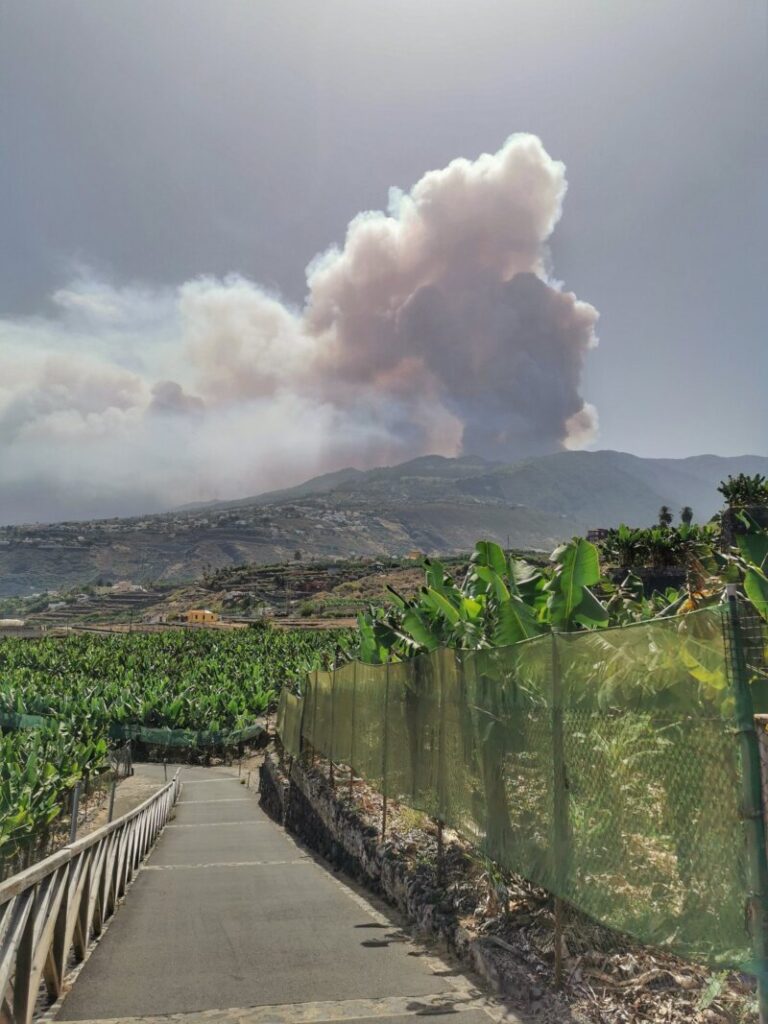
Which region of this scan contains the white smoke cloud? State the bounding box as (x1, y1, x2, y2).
(0, 134, 598, 523)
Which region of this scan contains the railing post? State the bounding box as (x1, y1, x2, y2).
(13, 889, 36, 1023)
(725, 587, 768, 1022)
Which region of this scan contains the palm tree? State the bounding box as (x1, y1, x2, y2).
(680, 506, 693, 526)
(658, 505, 673, 528)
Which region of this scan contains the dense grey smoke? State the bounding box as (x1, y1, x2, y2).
(0, 134, 598, 522)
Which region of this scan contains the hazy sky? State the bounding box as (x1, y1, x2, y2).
(1, 1, 766, 522)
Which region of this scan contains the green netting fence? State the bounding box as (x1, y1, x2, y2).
(277, 603, 768, 970)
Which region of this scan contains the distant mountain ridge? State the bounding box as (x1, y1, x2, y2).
(1, 450, 766, 597)
(192, 449, 768, 524)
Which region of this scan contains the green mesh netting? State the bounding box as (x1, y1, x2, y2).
(279, 607, 764, 967)
(276, 690, 302, 758)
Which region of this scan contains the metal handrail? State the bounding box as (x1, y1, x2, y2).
(0, 769, 181, 1024)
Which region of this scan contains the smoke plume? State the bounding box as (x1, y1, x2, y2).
(0, 134, 598, 523)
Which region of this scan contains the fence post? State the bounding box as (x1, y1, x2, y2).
(298, 674, 310, 767)
(436, 819, 445, 886)
(69, 782, 82, 844)
(349, 662, 357, 803)
(329, 670, 336, 788)
(311, 673, 319, 768)
(725, 587, 768, 1022)
(551, 632, 570, 989)
(381, 663, 390, 839)
(435, 652, 449, 885)
(108, 778, 117, 822)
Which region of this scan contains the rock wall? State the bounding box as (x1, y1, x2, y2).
(259, 750, 526, 997)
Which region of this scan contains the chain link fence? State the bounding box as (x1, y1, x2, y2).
(277, 602, 768, 971)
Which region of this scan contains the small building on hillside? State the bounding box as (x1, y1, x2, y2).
(0, 618, 26, 630)
(181, 609, 219, 625)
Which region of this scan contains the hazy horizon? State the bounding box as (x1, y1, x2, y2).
(4, 446, 768, 529)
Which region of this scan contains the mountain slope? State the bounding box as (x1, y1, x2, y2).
(1, 450, 765, 597)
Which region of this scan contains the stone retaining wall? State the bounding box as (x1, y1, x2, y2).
(259, 750, 530, 998)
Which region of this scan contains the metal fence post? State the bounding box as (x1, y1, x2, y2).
(436, 819, 445, 886)
(107, 778, 117, 822)
(298, 676, 310, 767)
(349, 662, 357, 803)
(725, 587, 768, 1022)
(329, 669, 336, 788)
(551, 632, 570, 989)
(436, 653, 448, 885)
(69, 782, 82, 844)
(381, 663, 390, 839)
(311, 674, 319, 768)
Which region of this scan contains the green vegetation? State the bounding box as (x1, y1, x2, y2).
(296, 481, 768, 973)
(1, 726, 109, 854)
(0, 628, 344, 733)
(0, 626, 346, 857)
(718, 473, 768, 508)
(354, 495, 767, 663)
(600, 522, 717, 570)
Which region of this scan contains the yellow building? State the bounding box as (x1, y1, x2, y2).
(181, 609, 219, 625)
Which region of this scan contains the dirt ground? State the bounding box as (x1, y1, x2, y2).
(73, 763, 171, 840)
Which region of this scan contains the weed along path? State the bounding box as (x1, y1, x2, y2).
(54, 766, 515, 1024)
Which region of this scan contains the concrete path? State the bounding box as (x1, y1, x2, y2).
(55, 767, 508, 1024)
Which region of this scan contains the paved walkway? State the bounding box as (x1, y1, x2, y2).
(55, 767, 507, 1024)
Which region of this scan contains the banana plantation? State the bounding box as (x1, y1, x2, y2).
(0, 627, 345, 860)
